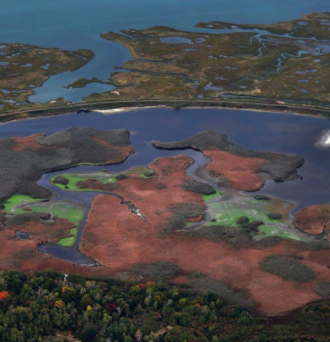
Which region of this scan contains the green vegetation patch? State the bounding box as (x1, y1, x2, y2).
(209, 197, 278, 227)
(13, 201, 84, 247)
(51, 170, 151, 192)
(203, 189, 223, 202)
(207, 194, 305, 241)
(2, 194, 43, 213)
(51, 172, 116, 191)
(257, 225, 301, 241)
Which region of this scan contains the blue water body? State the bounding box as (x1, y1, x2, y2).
(0, 0, 329, 102)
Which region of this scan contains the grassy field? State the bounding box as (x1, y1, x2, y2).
(51, 172, 116, 191)
(203, 189, 223, 202)
(3, 194, 44, 213)
(51, 170, 152, 192)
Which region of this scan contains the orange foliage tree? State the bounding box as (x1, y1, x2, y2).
(0, 291, 10, 301)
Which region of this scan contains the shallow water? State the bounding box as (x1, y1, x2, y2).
(0, 1, 329, 102)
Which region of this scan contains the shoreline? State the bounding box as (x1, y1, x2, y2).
(0, 98, 330, 124)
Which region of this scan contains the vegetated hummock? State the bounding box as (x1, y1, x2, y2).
(0, 127, 134, 202)
(64, 77, 110, 89)
(152, 130, 304, 191)
(82, 12, 330, 106)
(294, 204, 330, 238)
(0, 43, 94, 112)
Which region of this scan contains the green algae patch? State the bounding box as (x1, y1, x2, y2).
(257, 225, 302, 241)
(208, 201, 275, 228)
(57, 232, 78, 247)
(208, 195, 285, 227)
(13, 201, 84, 247)
(203, 189, 223, 202)
(3, 194, 43, 213)
(206, 193, 306, 241)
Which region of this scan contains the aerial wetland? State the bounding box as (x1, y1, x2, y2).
(2, 5, 330, 320)
(3, 12, 330, 118)
(0, 107, 329, 316)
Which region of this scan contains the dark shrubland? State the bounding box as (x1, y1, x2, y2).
(189, 225, 252, 247)
(181, 178, 216, 195)
(116, 173, 127, 180)
(165, 202, 203, 230)
(267, 213, 283, 220)
(254, 195, 270, 201)
(190, 276, 254, 307)
(132, 262, 181, 281)
(52, 176, 69, 185)
(261, 255, 314, 282)
(314, 282, 330, 297)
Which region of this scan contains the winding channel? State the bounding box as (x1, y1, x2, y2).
(2, 107, 330, 265)
(36, 148, 211, 266)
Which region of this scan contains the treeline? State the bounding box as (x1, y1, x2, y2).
(0, 270, 329, 342)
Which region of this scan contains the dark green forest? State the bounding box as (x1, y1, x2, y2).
(0, 270, 329, 342)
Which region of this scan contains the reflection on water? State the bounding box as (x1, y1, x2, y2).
(317, 129, 330, 148)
